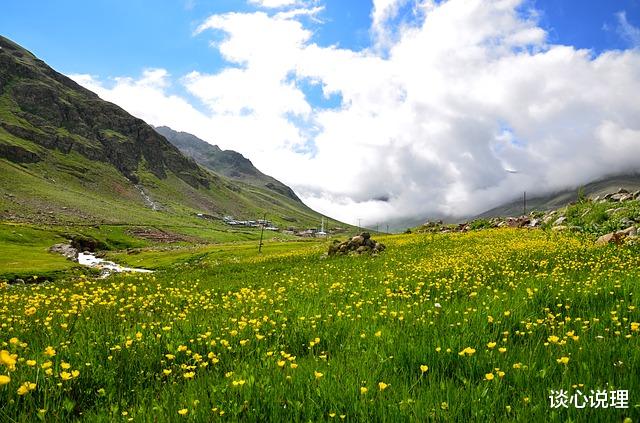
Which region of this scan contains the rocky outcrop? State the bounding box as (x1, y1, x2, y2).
(0, 143, 41, 163)
(49, 243, 78, 260)
(328, 232, 386, 256)
(0, 35, 210, 188)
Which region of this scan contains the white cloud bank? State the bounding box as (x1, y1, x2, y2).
(69, 0, 640, 227)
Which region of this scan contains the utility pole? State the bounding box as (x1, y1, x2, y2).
(386, 224, 389, 234)
(358, 218, 361, 231)
(523, 191, 527, 216)
(258, 213, 266, 253)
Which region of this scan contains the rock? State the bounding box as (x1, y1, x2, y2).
(596, 232, 626, 246)
(329, 235, 385, 256)
(350, 235, 365, 247)
(616, 188, 630, 194)
(529, 218, 540, 227)
(48, 243, 78, 260)
(610, 193, 627, 202)
(618, 226, 637, 237)
(633, 190, 640, 199)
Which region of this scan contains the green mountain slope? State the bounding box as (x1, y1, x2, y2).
(154, 125, 301, 202)
(474, 174, 640, 219)
(0, 35, 337, 233)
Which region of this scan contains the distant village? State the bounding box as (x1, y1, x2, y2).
(195, 214, 344, 238)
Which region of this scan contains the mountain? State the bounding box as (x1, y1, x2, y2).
(0, 35, 337, 233)
(474, 174, 640, 219)
(154, 126, 301, 202)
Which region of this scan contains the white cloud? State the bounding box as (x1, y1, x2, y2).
(70, 0, 640, 228)
(248, 0, 301, 8)
(616, 11, 640, 48)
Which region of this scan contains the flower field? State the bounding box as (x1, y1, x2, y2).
(1, 229, 639, 421)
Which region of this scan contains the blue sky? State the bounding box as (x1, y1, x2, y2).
(2, 1, 640, 225)
(2, 1, 638, 80)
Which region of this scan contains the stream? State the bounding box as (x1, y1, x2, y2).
(77, 252, 153, 276)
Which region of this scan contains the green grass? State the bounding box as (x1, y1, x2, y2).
(0, 223, 77, 279)
(1, 228, 639, 422)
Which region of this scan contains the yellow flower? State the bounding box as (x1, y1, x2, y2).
(26, 360, 36, 367)
(165, 354, 175, 360)
(24, 307, 37, 316)
(360, 386, 368, 394)
(458, 347, 476, 356)
(290, 363, 298, 369)
(183, 372, 195, 379)
(498, 347, 507, 353)
(178, 409, 188, 416)
(378, 382, 389, 391)
(485, 373, 494, 381)
(420, 365, 429, 373)
(548, 335, 559, 343)
(0, 375, 10, 385)
(631, 322, 639, 332)
(0, 350, 17, 369)
(375, 331, 382, 337)
(314, 371, 324, 379)
(61, 362, 71, 370)
(9, 338, 19, 345)
(44, 346, 56, 357)
(71, 370, 80, 378)
(177, 345, 187, 352)
(60, 371, 72, 381)
(17, 381, 36, 395)
(232, 379, 245, 387)
(487, 342, 496, 349)
(557, 356, 570, 365)
(497, 371, 505, 378)
(277, 360, 286, 368)
(41, 361, 52, 369)
(163, 369, 172, 375)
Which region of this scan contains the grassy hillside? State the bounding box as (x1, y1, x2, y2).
(475, 174, 640, 219)
(0, 35, 345, 237)
(1, 229, 638, 421)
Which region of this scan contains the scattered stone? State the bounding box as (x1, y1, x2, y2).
(552, 225, 567, 232)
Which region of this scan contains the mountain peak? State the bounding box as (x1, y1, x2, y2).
(155, 125, 302, 203)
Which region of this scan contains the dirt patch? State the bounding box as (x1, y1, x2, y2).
(128, 227, 194, 243)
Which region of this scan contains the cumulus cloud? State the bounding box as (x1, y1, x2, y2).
(69, 0, 640, 228)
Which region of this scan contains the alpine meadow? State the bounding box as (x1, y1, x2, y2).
(2, 1, 640, 422)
